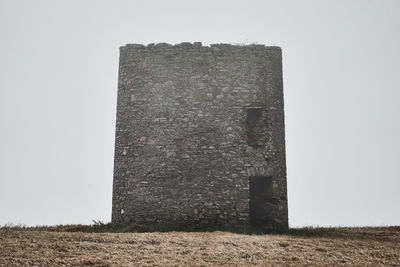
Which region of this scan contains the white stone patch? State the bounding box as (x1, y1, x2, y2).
(247, 166, 273, 176)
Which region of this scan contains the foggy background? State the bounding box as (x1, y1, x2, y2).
(1, 0, 399, 227)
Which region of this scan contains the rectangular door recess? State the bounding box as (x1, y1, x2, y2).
(249, 176, 273, 227)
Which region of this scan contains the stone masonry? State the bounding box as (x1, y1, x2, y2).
(112, 42, 288, 230)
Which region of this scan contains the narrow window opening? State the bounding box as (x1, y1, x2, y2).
(245, 107, 266, 148)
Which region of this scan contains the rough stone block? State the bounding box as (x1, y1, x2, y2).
(112, 42, 288, 230)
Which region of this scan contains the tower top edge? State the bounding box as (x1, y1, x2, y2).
(120, 42, 282, 51)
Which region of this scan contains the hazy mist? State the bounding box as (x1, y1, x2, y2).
(1, 0, 399, 226)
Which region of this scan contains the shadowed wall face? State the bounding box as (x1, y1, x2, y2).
(112, 42, 288, 230)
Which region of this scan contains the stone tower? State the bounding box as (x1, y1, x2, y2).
(112, 42, 288, 230)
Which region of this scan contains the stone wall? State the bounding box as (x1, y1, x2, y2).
(112, 42, 288, 230)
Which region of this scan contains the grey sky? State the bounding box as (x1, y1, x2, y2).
(0, 0, 399, 227)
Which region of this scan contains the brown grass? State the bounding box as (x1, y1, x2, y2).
(0, 225, 399, 266)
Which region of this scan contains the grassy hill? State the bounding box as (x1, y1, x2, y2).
(1, 225, 399, 266)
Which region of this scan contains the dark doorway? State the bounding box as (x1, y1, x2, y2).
(249, 176, 274, 227)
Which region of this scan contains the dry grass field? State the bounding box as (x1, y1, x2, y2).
(0, 225, 399, 266)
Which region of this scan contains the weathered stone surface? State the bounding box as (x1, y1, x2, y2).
(112, 42, 288, 230)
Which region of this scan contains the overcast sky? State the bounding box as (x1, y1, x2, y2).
(0, 0, 399, 227)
